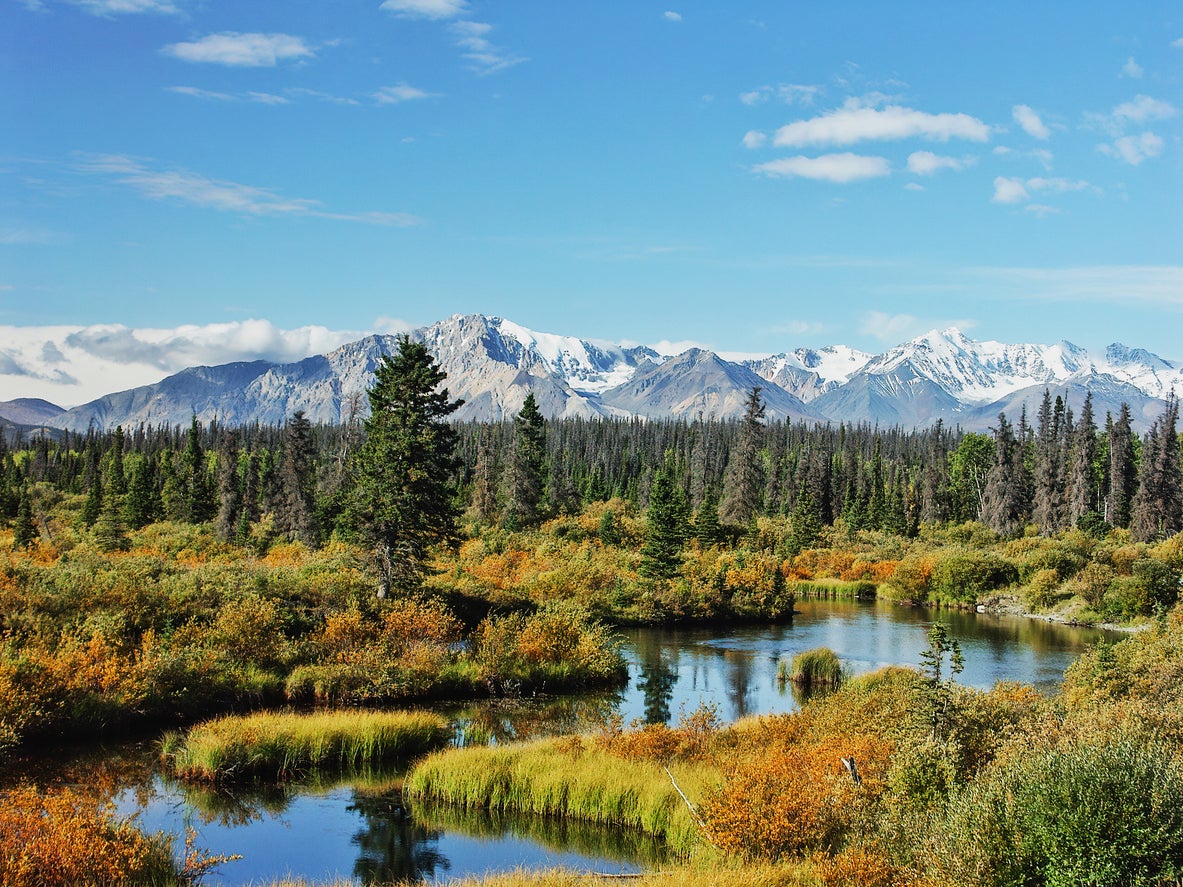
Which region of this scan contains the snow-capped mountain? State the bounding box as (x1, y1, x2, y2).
(745, 345, 873, 402)
(7, 315, 1180, 433)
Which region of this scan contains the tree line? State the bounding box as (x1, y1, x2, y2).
(3, 345, 1181, 568)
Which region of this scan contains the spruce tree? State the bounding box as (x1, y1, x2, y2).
(13, 488, 36, 550)
(1107, 403, 1137, 529)
(1032, 389, 1067, 534)
(93, 474, 129, 552)
(503, 392, 547, 529)
(981, 413, 1026, 537)
(694, 487, 722, 547)
(347, 336, 463, 596)
(1066, 392, 1100, 528)
(719, 387, 766, 528)
(640, 453, 690, 579)
(124, 453, 159, 529)
(787, 483, 822, 556)
(215, 430, 242, 542)
(470, 437, 499, 523)
(278, 411, 318, 545)
(1131, 396, 1183, 542)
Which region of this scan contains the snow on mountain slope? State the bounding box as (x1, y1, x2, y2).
(746, 345, 873, 402)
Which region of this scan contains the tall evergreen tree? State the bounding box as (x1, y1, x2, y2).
(640, 453, 690, 579)
(124, 453, 159, 529)
(1031, 389, 1067, 534)
(1066, 392, 1100, 527)
(347, 337, 464, 596)
(503, 392, 548, 529)
(278, 410, 318, 545)
(1107, 404, 1137, 529)
(982, 413, 1026, 537)
(182, 416, 216, 523)
(13, 488, 36, 550)
(104, 426, 127, 496)
(469, 436, 499, 523)
(719, 387, 766, 528)
(215, 430, 242, 542)
(1131, 397, 1183, 543)
(786, 483, 822, 556)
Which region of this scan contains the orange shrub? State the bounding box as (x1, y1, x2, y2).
(812, 844, 913, 887)
(703, 734, 892, 859)
(0, 786, 174, 887)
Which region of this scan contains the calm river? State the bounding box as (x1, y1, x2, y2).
(43, 600, 1119, 884)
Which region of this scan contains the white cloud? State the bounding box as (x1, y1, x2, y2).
(1012, 104, 1050, 140)
(78, 154, 421, 226)
(994, 175, 1094, 205)
(168, 86, 291, 104)
(906, 151, 974, 175)
(1113, 94, 1177, 124)
(0, 321, 371, 406)
(65, 0, 178, 14)
(993, 145, 1055, 169)
(858, 311, 977, 344)
(742, 130, 767, 149)
(773, 100, 990, 148)
(380, 0, 468, 18)
(663, 11, 682, 22)
(755, 153, 891, 183)
(992, 176, 1029, 204)
(1024, 204, 1061, 217)
(904, 182, 924, 191)
(1173, 37, 1183, 49)
(450, 20, 526, 75)
(162, 32, 314, 67)
(1100, 131, 1165, 165)
(968, 264, 1183, 306)
(373, 83, 437, 104)
(1122, 57, 1144, 78)
(740, 84, 819, 106)
(373, 317, 415, 335)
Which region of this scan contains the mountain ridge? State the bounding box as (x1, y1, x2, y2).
(3, 314, 1178, 433)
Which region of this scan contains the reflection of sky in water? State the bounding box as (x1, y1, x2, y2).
(106, 602, 1120, 884)
(615, 599, 1124, 727)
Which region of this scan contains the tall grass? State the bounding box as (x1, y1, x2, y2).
(404, 738, 720, 858)
(790, 579, 876, 599)
(777, 648, 844, 689)
(162, 708, 450, 781)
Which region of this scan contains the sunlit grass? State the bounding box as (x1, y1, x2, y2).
(777, 647, 844, 689)
(404, 737, 721, 858)
(161, 708, 450, 781)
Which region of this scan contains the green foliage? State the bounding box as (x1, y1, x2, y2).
(927, 547, 1018, 603)
(640, 454, 690, 580)
(929, 737, 1183, 887)
(347, 337, 464, 594)
(778, 647, 844, 688)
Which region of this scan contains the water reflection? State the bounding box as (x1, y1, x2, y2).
(29, 601, 1122, 886)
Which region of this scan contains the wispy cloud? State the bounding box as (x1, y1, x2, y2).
(773, 99, 990, 148)
(63, 0, 178, 15)
(968, 265, 1183, 307)
(162, 32, 315, 67)
(167, 86, 291, 104)
(0, 226, 60, 245)
(755, 153, 891, 183)
(450, 20, 526, 75)
(1112, 95, 1177, 125)
(1099, 131, 1164, 165)
(77, 154, 420, 226)
(663, 11, 682, 22)
(992, 145, 1055, 170)
(906, 151, 974, 175)
(993, 175, 1094, 205)
(742, 130, 767, 149)
(1012, 104, 1050, 140)
(1122, 57, 1144, 78)
(380, 0, 468, 19)
(739, 83, 820, 106)
(373, 83, 438, 104)
(858, 311, 978, 344)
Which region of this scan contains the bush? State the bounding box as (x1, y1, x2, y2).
(928, 737, 1183, 887)
(928, 548, 1018, 604)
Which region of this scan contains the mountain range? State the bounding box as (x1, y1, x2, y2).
(1, 314, 1179, 434)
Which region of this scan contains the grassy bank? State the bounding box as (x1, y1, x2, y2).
(404, 738, 719, 858)
(258, 864, 808, 887)
(161, 709, 451, 781)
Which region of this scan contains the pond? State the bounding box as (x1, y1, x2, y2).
(37, 601, 1123, 885)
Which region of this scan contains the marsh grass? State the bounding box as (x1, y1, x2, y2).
(259, 863, 807, 886)
(777, 648, 844, 689)
(162, 708, 451, 781)
(791, 579, 876, 599)
(404, 738, 721, 858)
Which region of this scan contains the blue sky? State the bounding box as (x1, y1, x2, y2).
(1, 0, 1181, 405)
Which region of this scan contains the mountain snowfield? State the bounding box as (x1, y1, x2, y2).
(1, 313, 1180, 432)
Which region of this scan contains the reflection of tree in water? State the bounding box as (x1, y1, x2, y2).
(723, 648, 756, 719)
(447, 691, 625, 745)
(348, 789, 450, 885)
(636, 650, 677, 725)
